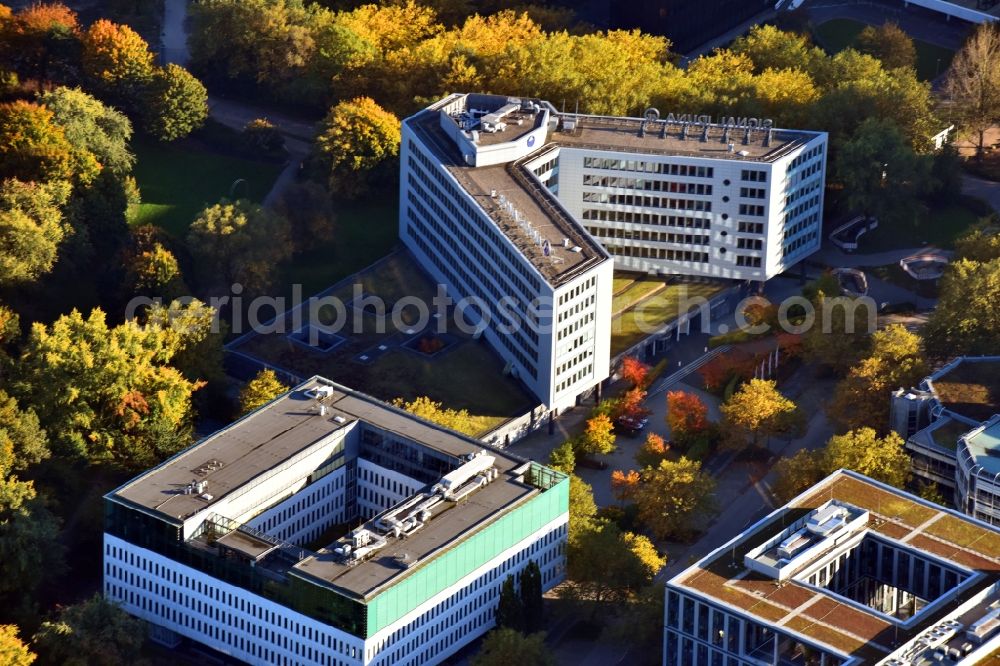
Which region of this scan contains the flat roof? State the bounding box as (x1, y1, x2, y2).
(553, 113, 816, 162)
(293, 470, 537, 599)
(409, 108, 605, 286)
(112, 378, 527, 523)
(110, 377, 552, 600)
(963, 417, 1000, 475)
(669, 471, 1000, 663)
(930, 357, 1000, 423)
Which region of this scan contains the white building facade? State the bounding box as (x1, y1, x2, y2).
(104, 379, 569, 666)
(401, 94, 827, 408)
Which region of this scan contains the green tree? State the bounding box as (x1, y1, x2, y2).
(772, 449, 824, 503)
(923, 258, 1000, 358)
(567, 474, 597, 545)
(803, 294, 876, 376)
(835, 117, 929, 231)
(239, 369, 289, 415)
(828, 325, 927, 433)
(0, 100, 74, 183)
(566, 521, 665, 603)
(13, 307, 202, 467)
(471, 629, 554, 666)
(316, 97, 400, 198)
(857, 23, 917, 71)
(942, 23, 1000, 159)
(0, 390, 49, 472)
(633, 457, 716, 540)
(954, 221, 1000, 263)
(0, 448, 64, 617)
(0, 624, 36, 666)
(127, 241, 181, 295)
(495, 574, 524, 632)
(141, 64, 209, 141)
(186, 199, 293, 294)
(0, 178, 71, 286)
(33, 595, 146, 666)
(720, 379, 797, 449)
(823, 428, 910, 488)
(273, 181, 336, 253)
(38, 87, 134, 178)
(576, 413, 616, 456)
(547, 440, 575, 474)
(519, 560, 544, 633)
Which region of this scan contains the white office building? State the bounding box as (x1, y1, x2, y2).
(400, 93, 828, 408)
(104, 377, 568, 666)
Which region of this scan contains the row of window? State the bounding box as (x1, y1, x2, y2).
(735, 255, 762, 268)
(556, 362, 594, 393)
(738, 203, 765, 217)
(586, 225, 710, 246)
(581, 208, 711, 229)
(736, 238, 762, 250)
(583, 156, 714, 178)
(784, 176, 822, 207)
(557, 293, 595, 323)
(740, 169, 767, 182)
(371, 524, 566, 666)
(247, 467, 348, 544)
(582, 191, 713, 212)
(739, 187, 766, 199)
(582, 174, 713, 195)
(607, 245, 709, 264)
(737, 221, 764, 234)
(557, 275, 597, 306)
(788, 143, 825, 170)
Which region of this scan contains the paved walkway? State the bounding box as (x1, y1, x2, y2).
(161, 0, 190, 66)
(962, 173, 1000, 213)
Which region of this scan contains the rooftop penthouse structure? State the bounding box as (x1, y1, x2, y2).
(665, 470, 1000, 665)
(103, 377, 568, 666)
(401, 93, 827, 407)
(892, 356, 1000, 525)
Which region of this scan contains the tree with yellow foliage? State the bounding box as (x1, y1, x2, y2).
(0, 625, 36, 666)
(633, 457, 716, 541)
(81, 19, 154, 97)
(238, 369, 289, 415)
(316, 97, 400, 198)
(720, 379, 797, 450)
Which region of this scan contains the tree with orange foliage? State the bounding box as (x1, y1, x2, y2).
(3, 3, 80, 84)
(610, 469, 640, 505)
(635, 432, 670, 469)
(615, 387, 649, 421)
(666, 391, 708, 437)
(82, 19, 154, 98)
(620, 356, 649, 388)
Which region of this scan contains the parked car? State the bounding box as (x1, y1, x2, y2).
(615, 414, 648, 436)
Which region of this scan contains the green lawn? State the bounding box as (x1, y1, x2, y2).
(131, 138, 283, 238)
(611, 277, 664, 314)
(856, 200, 982, 252)
(611, 282, 724, 356)
(813, 18, 954, 81)
(234, 251, 535, 434)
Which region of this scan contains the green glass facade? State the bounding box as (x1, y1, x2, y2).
(365, 474, 568, 635)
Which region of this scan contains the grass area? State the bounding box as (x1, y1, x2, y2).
(612, 276, 636, 295)
(610, 278, 664, 314)
(234, 252, 535, 434)
(813, 18, 954, 81)
(855, 200, 983, 252)
(925, 515, 1000, 558)
(276, 199, 400, 301)
(929, 418, 975, 451)
(131, 137, 283, 238)
(610, 282, 724, 356)
(933, 360, 1000, 422)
